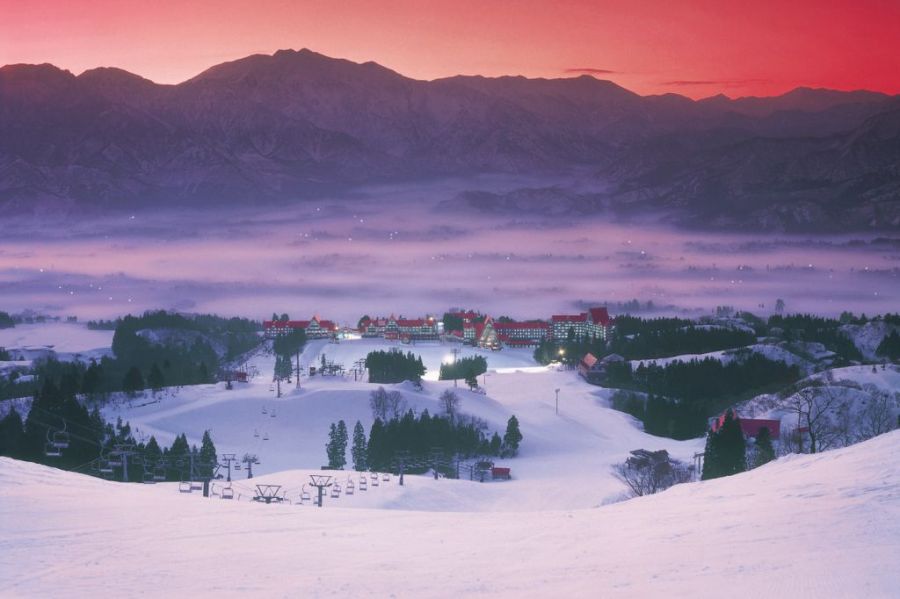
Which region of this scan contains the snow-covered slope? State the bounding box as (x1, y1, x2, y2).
(841, 319, 899, 361)
(2, 431, 898, 597)
(100, 338, 701, 510)
(0, 322, 113, 361)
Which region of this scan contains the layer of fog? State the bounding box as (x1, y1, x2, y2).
(1, 179, 897, 322)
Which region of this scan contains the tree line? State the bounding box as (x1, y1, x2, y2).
(0, 376, 217, 482)
(325, 412, 522, 475)
(606, 353, 800, 407)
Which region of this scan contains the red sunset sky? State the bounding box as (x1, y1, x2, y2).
(1, 0, 898, 99)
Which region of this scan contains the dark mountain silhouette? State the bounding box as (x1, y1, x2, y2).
(1, 48, 897, 230)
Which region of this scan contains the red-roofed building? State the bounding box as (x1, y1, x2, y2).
(263, 315, 337, 339)
(578, 352, 624, 383)
(475, 317, 551, 349)
(551, 307, 614, 341)
(710, 412, 781, 440)
(373, 315, 439, 341)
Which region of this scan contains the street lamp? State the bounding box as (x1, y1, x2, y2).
(555, 388, 560, 415)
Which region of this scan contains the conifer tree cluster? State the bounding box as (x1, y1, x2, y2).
(325, 420, 349, 469)
(701, 411, 746, 480)
(439, 356, 487, 388)
(0, 375, 217, 482)
(328, 411, 523, 477)
(365, 350, 426, 384)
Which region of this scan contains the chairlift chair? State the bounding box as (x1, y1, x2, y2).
(345, 480, 355, 495)
(44, 443, 62, 458)
(254, 429, 260, 438)
(221, 486, 234, 500)
(359, 478, 367, 491)
(262, 406, 268, 415)
(382, 473, 391, 482)
(142, 471, 156, 484)
(330, 486, 340, 498)
(270, 410, 276, 418)
(178, 481, 193, 493)
(234, 462, 242, 471)
(263, 433, 269, 441)
(51, 426, 70, 449)
(191, 481, 204, 491)
(371, 473, 380, 487)
(153, 464, 167, 481)
(300, 485, 311, 503)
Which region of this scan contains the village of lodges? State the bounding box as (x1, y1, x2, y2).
(262, 308, 614, 351)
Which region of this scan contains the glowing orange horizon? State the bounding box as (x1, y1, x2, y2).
(1, 0, 898, 99)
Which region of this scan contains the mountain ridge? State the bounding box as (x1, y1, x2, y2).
(1, 49, 898, 231)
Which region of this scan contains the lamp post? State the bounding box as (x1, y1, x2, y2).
(555, 388, 560, 415)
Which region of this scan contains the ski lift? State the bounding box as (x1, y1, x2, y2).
(270, 410, 276, 418)
(108, 457, 123, 468)
(262, 406, 268, 415)
(44, 442, 62, 458)
(98, 460, 114, 475)
(191, 481, 203, 491)
(254, 429, 260, 438)
(50, 423, 70, 449)
(153, 463, 167, 481)
(371, 475, 380, 487)
(382, 472, 391, 482)
(330, 485, 340, 498)
(142, 471, 156, 484)
(178, 481, 193, 493)
(300, 485, 311, 503)
(359, 478, 367, 491)
(268, 385, 274, 392)
(345, 480, 355, 495)
(234, 462, 242, 471)
(263, 432, 269, 441)
(221, 486, 234, 500)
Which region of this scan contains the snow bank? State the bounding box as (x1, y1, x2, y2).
(2, 431, 897, 597)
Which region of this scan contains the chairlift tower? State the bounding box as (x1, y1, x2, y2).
(242, 453, 260, 479)
(394, 450, 411, 486)
(221, 453, 237, 482)
(109, 444, 138, 482)
(309, 474, 333, 507)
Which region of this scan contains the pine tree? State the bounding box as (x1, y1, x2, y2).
(335, 420, 348, 470)
(0, 407, 25, 457)
(148, 362, 165, 394)
(197, 362, 210, 384)
(502, 415, 523, 457)
(325, 422, 347, 469)
(753, 426, 776, 468)
(701, 428, 720, 480)
(145, 436, 162, 463)
(718, 411, 747, 476)
(490, 432, 502, 456)
(122, 366, 144, 395)
(199, 430, 217, 478)
(702, 411, 747, 480)
(367, 419, 386, 471)
(351, 420, 368, 471)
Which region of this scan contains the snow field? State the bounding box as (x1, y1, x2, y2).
(100, 338, 702, 510)
(1, 431, 898, 597)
